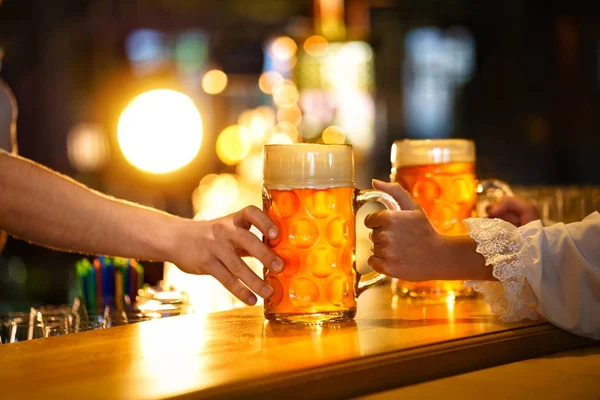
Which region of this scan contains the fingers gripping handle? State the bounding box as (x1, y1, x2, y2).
(354, 189, 401, 296)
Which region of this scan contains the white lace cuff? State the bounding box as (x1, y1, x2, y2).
(464, 218, 539, 322)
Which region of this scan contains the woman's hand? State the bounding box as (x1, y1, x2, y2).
(486, 197, 540, 227)
(364, 180, 491, 282)
(365, 180, 447, 281)
(170, 206, 283, 306)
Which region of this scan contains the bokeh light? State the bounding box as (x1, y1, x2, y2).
(174, 30, 209, 74)
(272, 55, 298, 73)
(321, 41, 374, 91)
(255, 106, 276, 126)
(270, 36, 298, 61)
(236, 152, 264, 185)
(268, 133, 294, 145)
(8, 256, 27, 286)
(277, 104, 302, 126)
(322, 125, 346, 144)
(258, 71, 284, 94)
(238, 107, 275, 145)
(209, 174, 240, 206)
(201, 69, 228, 94)
(125, 29, 168, 75)
(200, 173, 218, 186)
(118, 89, 203, 174)
(67, 123, 110, 172)
(192, 174, 242, 219)
(303, 35, 329, 57)
(272, 80, 299, 108)
(273, 121, 299, 142)
(216, 125, 251, 165)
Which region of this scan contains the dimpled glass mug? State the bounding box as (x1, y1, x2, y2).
(390, 139, 512, 300)
(263, 144, 400, 324)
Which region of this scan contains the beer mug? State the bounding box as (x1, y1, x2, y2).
(263, 144, 400, 324)
(390, 139, 512, 300)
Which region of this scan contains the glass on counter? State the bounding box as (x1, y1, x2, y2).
(0, 298, 168, 344)
(262, 144, 400, 324)
(390, 139, 512, 301)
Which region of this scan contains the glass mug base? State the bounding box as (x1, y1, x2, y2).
(391, 279, 476, 302)
(264, 308, 357, 325)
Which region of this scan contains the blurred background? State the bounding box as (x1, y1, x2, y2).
(1, 0, 599, 311)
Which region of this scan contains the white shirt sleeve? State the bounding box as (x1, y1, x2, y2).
(464, 212, 600, 340)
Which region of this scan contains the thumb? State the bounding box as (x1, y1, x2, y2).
(372, 179, 421, 211)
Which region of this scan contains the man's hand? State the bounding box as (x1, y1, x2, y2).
(171, 206, 283, 306)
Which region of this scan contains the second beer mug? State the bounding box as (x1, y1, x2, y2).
(263, 144, 400, 324)
(390, 139, 512, 300)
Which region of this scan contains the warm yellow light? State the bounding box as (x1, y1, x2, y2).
(137, 315, 206, 398)
(201, 69, 228, 95)
(216, 125, 251, 165)
(272, 81, 299, 108)
(268, 133, 294, 145)
(192, 174, 244, 224)
(322, 41, 373, 91)
(238, 107, 275, 145)
(199, 173, 218, 186)
(193, 173, 238, 217)
(273, 121, 299, 142)
(317, 0, 346, 40)
(271, 36, 298, 61)
(236, 153, 264, 184)
(277, 104, 302, 126)
(67, 123, 110, 172)
(255, 106, 276, 126)
(252, 106, 276, 144)
(258, 71, 284, 94)
(304, 35, 329, 57)
(209, 174, 240, 205)
(237, 109, 254, 128)
(117, 89, 203, 174)
(322, 125, 346, 144)
(272, 55, 298, 73)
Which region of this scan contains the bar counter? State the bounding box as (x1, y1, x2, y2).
(1, 283, 595, 399)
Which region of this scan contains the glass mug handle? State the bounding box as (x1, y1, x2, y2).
(354, 189, 401, 296)
(475, 179, 514, 217)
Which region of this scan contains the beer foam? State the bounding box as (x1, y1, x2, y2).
(391, 139, 475, 167)
(263, 144, 354, 189)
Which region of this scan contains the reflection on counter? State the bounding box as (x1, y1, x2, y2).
(262, 319, 362, 364)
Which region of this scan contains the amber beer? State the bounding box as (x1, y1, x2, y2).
(397, 162, 476, 235)
(391, 139, 478, 299)
(263, 144, 399, 324)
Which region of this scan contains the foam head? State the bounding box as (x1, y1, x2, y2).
(263, 144, 354, 189)
(391, 139, 475, 168)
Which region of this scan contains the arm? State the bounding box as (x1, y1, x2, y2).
(0, 153, 179, 259)
(466, 212, 600, 339)
(364, 180, 493, 283)
(0, 153, 283, 305)
(366, 180, 600, 339)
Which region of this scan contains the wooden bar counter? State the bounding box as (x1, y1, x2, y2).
(0, 283, 595, 399)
